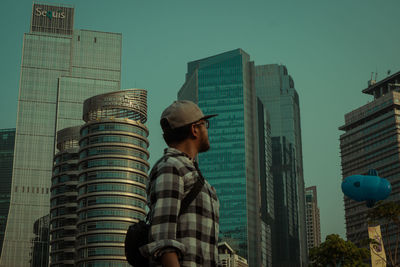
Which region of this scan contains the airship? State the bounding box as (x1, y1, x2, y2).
(341, 169, 391, 208)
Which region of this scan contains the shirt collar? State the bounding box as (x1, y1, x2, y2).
(164, 147, 195, 162)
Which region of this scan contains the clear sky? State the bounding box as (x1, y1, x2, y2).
(1, 0, 400, 241)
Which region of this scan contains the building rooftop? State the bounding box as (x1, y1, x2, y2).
(362, 70, 400, 96)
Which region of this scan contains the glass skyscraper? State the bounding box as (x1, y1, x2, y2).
(0, 3, 121, 266)
(256, 99, 274, 267)
(0, 129, 15, 257)
(255, 64, 307, 266)
(49, 90, 149, 267)
(178, 49, 263, 267)
(76, 90, 149, 267)
(50, 126, 80, 267)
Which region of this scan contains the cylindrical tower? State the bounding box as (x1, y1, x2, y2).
(76, 89, 149, 267)
(50, 126, 81, 267)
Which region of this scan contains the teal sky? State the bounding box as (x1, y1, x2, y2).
(1, 0, 400, 241)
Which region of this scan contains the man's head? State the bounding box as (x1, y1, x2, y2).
(160, 100, 216, 153)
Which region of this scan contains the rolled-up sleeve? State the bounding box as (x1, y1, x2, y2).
(140, 165, 186, 261)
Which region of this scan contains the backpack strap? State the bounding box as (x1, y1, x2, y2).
(178, 164, 205, 216)
(146, 153, 205, 222)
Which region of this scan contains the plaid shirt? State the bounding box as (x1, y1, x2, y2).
(140, 148, 220, 267)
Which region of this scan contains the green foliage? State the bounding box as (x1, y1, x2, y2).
(309, 234, 370, 267)
(368, 201, 400, 225)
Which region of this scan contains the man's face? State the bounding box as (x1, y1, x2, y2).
(194, 119, 210, 153)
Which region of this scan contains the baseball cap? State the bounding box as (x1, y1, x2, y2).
(161, 100, 217, 131)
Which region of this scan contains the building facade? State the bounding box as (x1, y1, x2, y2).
(305, 186, 321, 250)
(178, 49, 264, 266)
(50, 126, 80, 267)
(0, 129, 15, 257)
(339, 71, 400, 259)
(255, 64, 307, 266)
(31, 215, 50, 267)
(256, 99, 274, 267)
(0, 3, 122, 266)
(76, 89, 149, 267)
(218, 242, 249, 267)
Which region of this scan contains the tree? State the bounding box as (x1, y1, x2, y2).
(368, 200, 400, 266)
(309, 234, 370, 267)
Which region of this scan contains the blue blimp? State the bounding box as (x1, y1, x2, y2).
(341, 169, 391, 208)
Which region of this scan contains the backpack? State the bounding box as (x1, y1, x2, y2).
(125, 155, 205, 267)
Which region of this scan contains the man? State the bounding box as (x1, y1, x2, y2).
(140, 100, 220, 267)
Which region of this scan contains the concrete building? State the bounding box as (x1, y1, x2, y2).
(0, 3, 121, 266)
(255, 64, 307, 266)
(178, 49, 265, 267)
(339, 71, 400, 259)
(218, 242, 249, 267)
(76, 89, 149, 266)
(305, 186, 321, 250)
(0, 129, 15, 257)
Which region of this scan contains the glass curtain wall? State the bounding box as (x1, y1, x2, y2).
(76, 90, 149, 267)
(0, 129, 15, 257)
(178, 49, 262, 267)
(50, 126, 80, 267)
(0, 4, 121, 266)
(255, 64, 307, 266)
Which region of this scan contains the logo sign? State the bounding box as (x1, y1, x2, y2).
(34, 7, 66, 20)
(31, 4, 74, 35)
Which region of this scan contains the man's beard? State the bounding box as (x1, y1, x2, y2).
(198, 134, 210, 153)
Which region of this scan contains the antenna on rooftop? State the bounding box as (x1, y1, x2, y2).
(368, 72, 376, 87)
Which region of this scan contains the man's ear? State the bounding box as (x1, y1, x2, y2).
(191, 124, 199, 139)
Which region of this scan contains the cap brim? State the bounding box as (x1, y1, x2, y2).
(203, 114, 218, 120)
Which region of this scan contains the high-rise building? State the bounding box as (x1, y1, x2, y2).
(0, 129, 15, 256)
(256, 99, 274, 267)
(76, 89, 149, 267)
(305, 186, 321, 251)
(0, 3, 122, 266)
(50, 126, 80, 267)
(178, 49, 264, 267)
(339, 71, 400, 259)
(255, 64, 307, 266)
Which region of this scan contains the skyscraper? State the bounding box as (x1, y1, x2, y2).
(256, 99, 274, 267)
(255, 64, 307, 266)
(50, 126, 80, 267)
(305, 186, 321, 251)
(0, 3, 121, 266)
(0, 129, 15, 256)
(178, 49, 264, 267)
(339, 71, 400, 259)
(76, 89, 149, 267)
